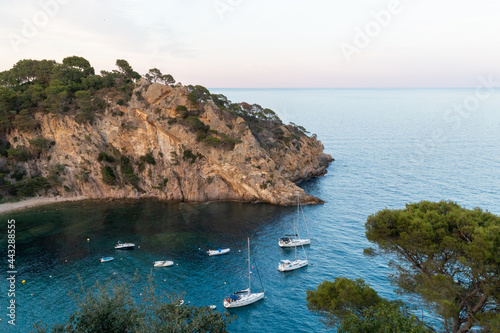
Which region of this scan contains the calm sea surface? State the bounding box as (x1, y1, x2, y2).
(1, 89, 500, 332)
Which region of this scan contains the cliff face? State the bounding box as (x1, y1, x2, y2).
(3, 81, 333, 205)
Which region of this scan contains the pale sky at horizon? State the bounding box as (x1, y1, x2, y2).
(1, 0, 499, 88)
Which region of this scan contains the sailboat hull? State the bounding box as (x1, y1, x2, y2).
(224, 292, 265, 308)
(279, 238, 310, 248)
(278, 259, 308, 272)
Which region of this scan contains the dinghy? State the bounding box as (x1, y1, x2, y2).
(207, 248, 230, 256)
(99, 257, 114, 263)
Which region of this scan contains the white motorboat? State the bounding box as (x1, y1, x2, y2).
(114, 241, 135, 250)
(278, 258, 308, 272)
(224, 238, 265, 309)
(279, 196, 311, 248)
(99, 257, 114, 263)
(207, 248, 230, 256)
(153, 260, 174, 267)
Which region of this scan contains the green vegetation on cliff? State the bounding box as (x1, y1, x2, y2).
(0, 56, 324, 204)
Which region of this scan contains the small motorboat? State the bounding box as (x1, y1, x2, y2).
(207, 248, 230, 256)
(114, 241, 135, 250)
(153, 260, 174, 267)
(100, 257, 114, 263)
(209, 305, 217, 310)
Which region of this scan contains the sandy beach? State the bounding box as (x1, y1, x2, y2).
(0, 196, 87, 214)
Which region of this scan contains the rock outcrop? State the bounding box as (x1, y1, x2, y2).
(2, 80, 333, 205)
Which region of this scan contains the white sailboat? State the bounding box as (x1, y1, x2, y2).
(278, 240, 308, 272)
(279, 196, 311, 248)
(223, 238, 265, 308)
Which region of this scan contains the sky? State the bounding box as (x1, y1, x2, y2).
(1, 0, 499, 88)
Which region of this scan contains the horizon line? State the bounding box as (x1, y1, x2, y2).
(208, 86, 483, 89)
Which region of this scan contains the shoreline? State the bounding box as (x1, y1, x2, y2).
(0, 196, 87, 214)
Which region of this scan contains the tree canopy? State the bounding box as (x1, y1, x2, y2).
(144, 68, 175, 85)
(365, 200, 500, 333)
(33, 275, 234, 332)
(306, 277, 430, 332)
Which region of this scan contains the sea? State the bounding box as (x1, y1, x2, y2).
(1, 88, 499, 332)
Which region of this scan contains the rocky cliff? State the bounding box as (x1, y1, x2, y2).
(1, 80, 332, 205)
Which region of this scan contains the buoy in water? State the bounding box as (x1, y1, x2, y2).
(22, 280, 25, 284)
(87, 238, 90, 242)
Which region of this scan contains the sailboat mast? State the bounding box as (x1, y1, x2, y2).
(248, 237, 251, 292)
(296, 194, 300, 240)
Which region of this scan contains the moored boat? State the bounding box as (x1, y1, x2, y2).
(223, 238, 265, 309)
(207, 248, 230, 256)
(279, 196, 311, 248)
(153, 260, 174, 267)
(99, 257, 114, 262)
(114, 241, 135, 250)
(278, 258, 308, 272)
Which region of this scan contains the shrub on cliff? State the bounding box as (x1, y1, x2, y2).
(7, 146, 29, 162)
(101, 166, 116, 185)
(202, 136, 222, 147)
(187, 85, 210, 104)
(120, 155, 140, 185)
(140, 153, 156, 165)
(14, 176, 50, 197)
(97, 152, 115, 163)
(28, 137, 50, 153)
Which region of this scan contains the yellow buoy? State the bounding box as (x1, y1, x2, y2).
(22, 280, 25, 284)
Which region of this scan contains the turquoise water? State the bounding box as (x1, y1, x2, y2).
(1, 89, 500, 332)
